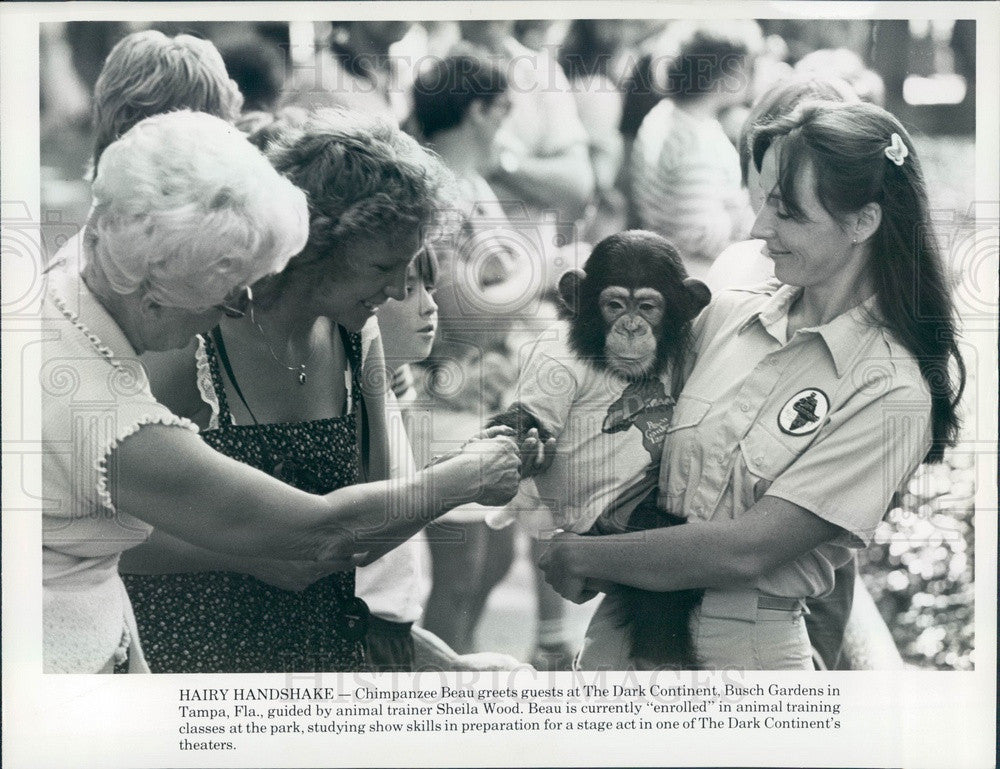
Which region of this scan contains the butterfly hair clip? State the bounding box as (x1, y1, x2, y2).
(884, 132, 909, 166)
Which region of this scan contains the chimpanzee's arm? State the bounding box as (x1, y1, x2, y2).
(487, 404, 556, 478)
(486, 403, 551, 443)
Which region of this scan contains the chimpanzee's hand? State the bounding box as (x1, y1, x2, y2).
(519, 427, 556, 478)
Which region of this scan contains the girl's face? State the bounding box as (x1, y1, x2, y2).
(310, 232, 422, 332)
(749, 144, 867, 295)
(377, 261, 438, 367)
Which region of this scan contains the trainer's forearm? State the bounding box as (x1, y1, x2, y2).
(559, 524, 752, 592)
(553, 497, 841, 592)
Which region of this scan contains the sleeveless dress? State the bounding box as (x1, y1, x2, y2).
(123, 327, 370, 673)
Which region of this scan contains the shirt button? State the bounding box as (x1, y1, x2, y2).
(740, 403, 750, 412)
(716, 452, 726, 463)
(755, 455, 765, 465)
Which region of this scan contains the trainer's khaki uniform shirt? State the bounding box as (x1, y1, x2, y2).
(660, 281, 931, 599)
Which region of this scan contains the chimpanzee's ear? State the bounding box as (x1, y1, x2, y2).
(682, 278, 711, 318)
(557, 269, 586, 316)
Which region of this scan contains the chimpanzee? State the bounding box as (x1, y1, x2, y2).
(488, 230, 711, 669)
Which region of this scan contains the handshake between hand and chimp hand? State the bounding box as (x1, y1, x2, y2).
(485, 404, 557, 479)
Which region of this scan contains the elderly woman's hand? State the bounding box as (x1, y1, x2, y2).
(538, 532, 600, 604)
(468, 425, 555, 478)
(461, 432, 522, 507)
(309, 432, 521, 566)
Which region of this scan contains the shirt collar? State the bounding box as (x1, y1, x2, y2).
(46, 239, 140, 362)
(736, 284, 799, 337)
(737, 284, 879, 377)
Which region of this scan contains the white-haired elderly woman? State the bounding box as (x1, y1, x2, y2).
(42, 110, 521, 674)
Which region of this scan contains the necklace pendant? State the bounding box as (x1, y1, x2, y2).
(298, 370, 307, 385)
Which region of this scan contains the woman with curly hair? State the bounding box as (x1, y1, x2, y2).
(42, 110, 520, 674)
(120, 109, 522, 673)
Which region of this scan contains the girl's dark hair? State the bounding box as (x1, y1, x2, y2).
(751, 102, 965, 462)
(414, 244, 439, 289)
(557, 20, 617, 80)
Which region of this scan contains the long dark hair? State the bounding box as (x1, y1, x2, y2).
(751, 101, 965, 462)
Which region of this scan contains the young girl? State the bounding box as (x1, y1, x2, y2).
(119, 110, 520, 673)
(369, 249, 526, 672)
(355, 250, 438, 671)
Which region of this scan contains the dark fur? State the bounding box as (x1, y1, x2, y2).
(584, 489, 702, 670)
(490, 401, 701, 667)
(487, 403, 553, 445)
(490, 231, 711, 669)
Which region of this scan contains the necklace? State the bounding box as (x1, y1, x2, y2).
(249, 304, 317, 385)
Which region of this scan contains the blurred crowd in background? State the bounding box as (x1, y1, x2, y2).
(41, 18, 975, 236)
(38, 17, 978, 670)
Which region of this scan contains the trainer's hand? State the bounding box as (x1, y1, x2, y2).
(538, 532, 597, 604)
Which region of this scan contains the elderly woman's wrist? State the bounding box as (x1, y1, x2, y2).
(431, 453, 482, 507)
(551, 532, 588, 579)
(407, 460, 478, 519)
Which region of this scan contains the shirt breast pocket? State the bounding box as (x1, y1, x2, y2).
(662, 395, 712, 506)
(665, 394, 712, 434)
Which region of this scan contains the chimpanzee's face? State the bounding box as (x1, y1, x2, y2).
(598, 286, 665, 378)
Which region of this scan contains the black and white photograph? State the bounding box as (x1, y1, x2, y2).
(2, 2, 997, 768)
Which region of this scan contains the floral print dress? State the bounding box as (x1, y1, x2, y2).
(122, 327, 369, 673)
